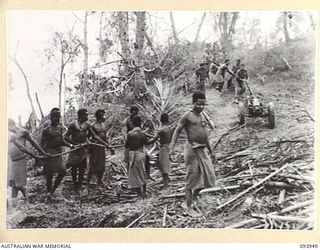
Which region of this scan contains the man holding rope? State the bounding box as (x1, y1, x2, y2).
(40, 108, 74, 202)
(8, 118, 48, 204)
(86, 109, 109, 192)
(65, 108, 91, 196)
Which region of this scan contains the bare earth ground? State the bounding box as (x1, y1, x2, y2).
(7, 78, 315, 229)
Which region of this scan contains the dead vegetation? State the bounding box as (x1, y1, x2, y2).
(7, 75, 315, 229)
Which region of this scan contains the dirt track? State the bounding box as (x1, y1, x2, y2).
(7, 78, 315, 229)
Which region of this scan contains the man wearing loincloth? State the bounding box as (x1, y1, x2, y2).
(87, 109, 109, 192)
(124, 105, 153, 180)
(65, 108, 91, 195)
(8, 119, 47, 203)
(41, 108, 73, 201)
(124, 116, 148, 198)
(170, 90, 216, 213)
(147, 113, 172, 190)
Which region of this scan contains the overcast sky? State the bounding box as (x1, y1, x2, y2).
(6, 10, 315, 124)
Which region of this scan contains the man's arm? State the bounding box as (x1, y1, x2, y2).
(40, 129, 47, 150)
(64, 123, 78, 145)
(226, 66, 235, 77)
(24, 130, 47, 155)
(170, 113, 188, 152)
(147, 130, 160, 145)
(11, 136, 39, 159)
(89, 125, 108, 147)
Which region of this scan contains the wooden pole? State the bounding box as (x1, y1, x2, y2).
(35, 93, 44, 119)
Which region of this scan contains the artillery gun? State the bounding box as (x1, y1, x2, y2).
(238, 80, 275, 129)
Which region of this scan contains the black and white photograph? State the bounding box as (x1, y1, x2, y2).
(6, 10, 316, 229)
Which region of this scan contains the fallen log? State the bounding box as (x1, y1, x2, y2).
(251, 213, 311, 224)
(277, 189, 286, 206)
(199, 185, 240, 194)
(162, 204, 168, 227)
(227, 199, 314, 228)
(125, 213, 147, 228)
(212, 124, 244, 150)
(215, 163, 291, 211)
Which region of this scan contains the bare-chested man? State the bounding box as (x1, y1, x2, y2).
(64, 108, 91, 195)
(41, 108, 73, 201)
(170, 91, 216, 214)
(8, 119, 47, 202)
(87, 109, 109, 191)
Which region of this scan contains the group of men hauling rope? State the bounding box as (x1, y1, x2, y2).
(195, 58, 248, 103)
(7, 58, 249, 216)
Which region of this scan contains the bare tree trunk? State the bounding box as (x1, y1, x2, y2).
(133, 11, 147, 97)
(217, 12, 239, 56)
(35, 93, 44, 119)
(117, 11, 130, 59)
(83, 11, 89, 105)
(308, 13, 316, 30)
(169, 12, 179, 44)
(99, 12, 106, 62)
(9, 56, 38, 121)
(18, 115, 22, 126)
(283, 12, 291, 43)
(58, 48, 65, 114)
(228, 12, 239, 41)
(194, 12, 206, 43)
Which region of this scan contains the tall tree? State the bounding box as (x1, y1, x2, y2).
(9, 55, 38, 121)
(117, 11, 130, 59)
(132, 11, 147, 98)
(194, 12, 206, 43)
(169, 12, 179, 44)
(83, 11, 89, 96)
(213, 12, 240, 54)
(282, 12, 291, 43)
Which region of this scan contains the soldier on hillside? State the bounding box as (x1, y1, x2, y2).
(195, 62, 209, 92)
(215, 59, 234, 93)
(234, 63, 249, 103)
(227, 59, 241, 90)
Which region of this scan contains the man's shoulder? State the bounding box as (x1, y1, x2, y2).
(180, 110, 193, 121)
(17, 127, 28, 137)
(68, 121, 77, 127)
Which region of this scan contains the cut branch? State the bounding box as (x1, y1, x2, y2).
(216, 163, 291, 211)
